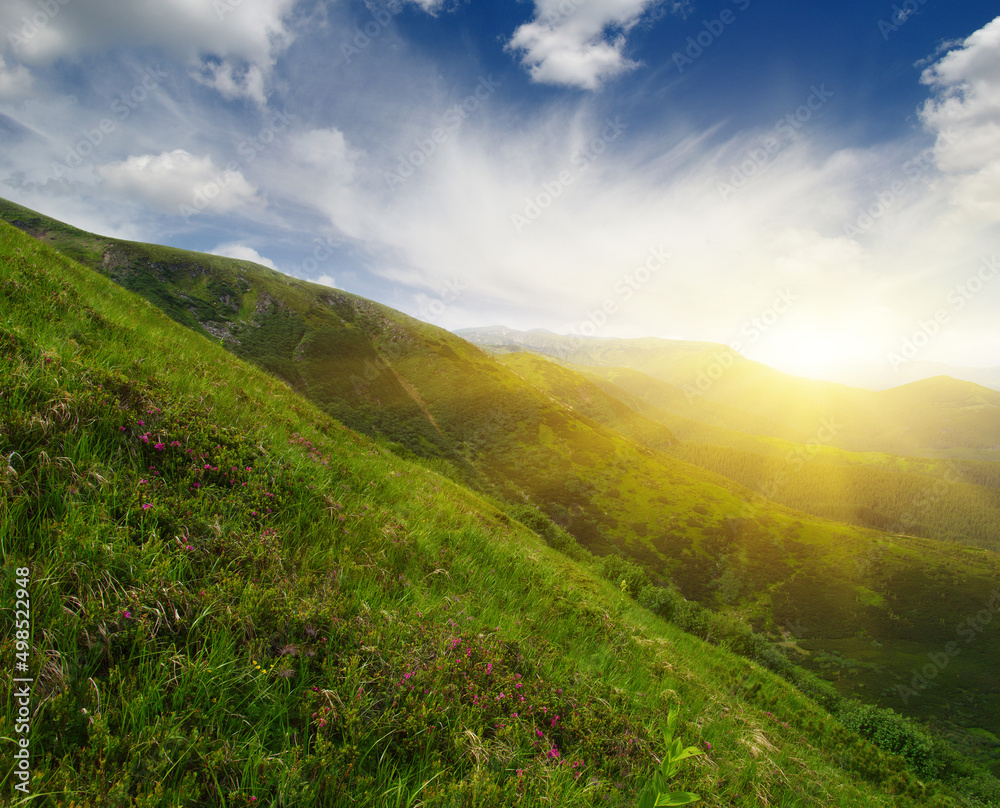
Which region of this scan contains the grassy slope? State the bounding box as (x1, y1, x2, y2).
(2, 200, 1000, 758)
(502, 353, 1000, 553)
(3, 220, 992, 806)
(497, 351, 679, 453)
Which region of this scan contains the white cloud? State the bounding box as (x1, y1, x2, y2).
(407, 0, 446, 14)
(211, 242, 277, 269)
(315, 273, 338, 289)
(0, 0, 297, 103)
(0, 56, 32, 99)
(920, 16, 1000, 222)
(97, 150, 262, 217)
(255, 37, 997, 376)
(192, 61, 268, 108)
(275, 127, 364, 237)
(506, 0, 664, 90)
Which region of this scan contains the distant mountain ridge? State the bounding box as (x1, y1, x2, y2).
(457, 326, 1000, 460)
(456, 326, 1000, 392)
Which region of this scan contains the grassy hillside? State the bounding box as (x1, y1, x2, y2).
(3, 199, 1000, 773)
(497, 351, 679, 453)
(6, 220, 1000, 805)
(500, 353, 1000, 553)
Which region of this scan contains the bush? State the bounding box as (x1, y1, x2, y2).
(599, 553, 650, 596)
(638, 584, 683, 620)
(839, 703, 941, 780)
(504, 501, 595, 563)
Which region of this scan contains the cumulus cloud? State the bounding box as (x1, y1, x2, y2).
(506, 0, 664, 90)
(0, 0, 296, 103)
(97, 150, 262, 217)
(920, 16, 1000, 222)
(211, 242, 277, 269)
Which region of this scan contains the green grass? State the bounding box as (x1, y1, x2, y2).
(3, 198, 1000, 764)
(3, 221, 999, 806)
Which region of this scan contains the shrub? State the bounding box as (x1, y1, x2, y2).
(839, 703, 941, 780)
(599, 553, 650, 596)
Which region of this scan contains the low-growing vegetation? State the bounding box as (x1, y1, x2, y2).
(2, 217, 999, 806)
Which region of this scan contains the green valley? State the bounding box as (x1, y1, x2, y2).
(2, 201, 1000, 806)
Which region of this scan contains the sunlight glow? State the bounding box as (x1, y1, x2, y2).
(751, 325, 875, 381)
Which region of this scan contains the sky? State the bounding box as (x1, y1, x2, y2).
(1, 0, 999, 387)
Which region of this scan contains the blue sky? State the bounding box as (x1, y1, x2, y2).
(1, 0, 999, 386)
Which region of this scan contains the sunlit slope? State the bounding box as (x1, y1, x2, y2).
(496, 351, 679, 452)
(6, 218, 994, 806)
(459, 327, 1000, 460)
(4, 199, 1000, 747)
(490, 350, 1000, 552)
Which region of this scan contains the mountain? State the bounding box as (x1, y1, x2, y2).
(12, 211, 1000, 806)
(3, 198, 1000, 777)
(818, 359, 1000, 393)
(498, 350, 1000, 553)
(457, 327, 1000, 460)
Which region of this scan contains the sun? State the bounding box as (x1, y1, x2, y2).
(750, 324, 873, 381)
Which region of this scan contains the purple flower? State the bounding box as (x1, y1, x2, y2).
(154, 442, 165, 451)
(141, 503, 153, 510)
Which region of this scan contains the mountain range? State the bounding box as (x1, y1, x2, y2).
(2, 196, 999, 804)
